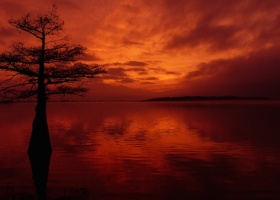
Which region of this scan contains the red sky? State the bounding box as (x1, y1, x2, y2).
(1, 0, 280, 101)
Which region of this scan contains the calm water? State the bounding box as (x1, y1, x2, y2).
(1, 101, 280, 199)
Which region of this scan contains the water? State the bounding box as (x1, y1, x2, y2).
(1, 101, 280, 199)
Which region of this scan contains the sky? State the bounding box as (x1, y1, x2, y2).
(1, 0, 280, 101)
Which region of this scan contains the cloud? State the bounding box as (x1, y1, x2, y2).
(178, 46, 280, 97)
(104, 67, 137, 83)
(121, 39, 143, 46)
(140, 81, 155, 85)
(2, 0, 280, 100)
(0, 27, 19, 46)
(118, 77, 135, 83)
(102, 64, 179, 88)
(186, 62, 223, 79)
(126, 67, 147, 73)
(166, 23, 239, 51)
(0, 1, 25, 16)
(105, 61, 178, 77)
(79, 53, 101, 61)
(124, 61, 148, 66)
(149, 67, 179, 75)
(104, 68, 127, 80)
(109, 61, 148, 67)
(84, 79, 153, 101)
(162, 0, 280, 52)
(142, 77, 159, 81)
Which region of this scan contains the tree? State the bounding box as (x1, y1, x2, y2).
(0, 5, 105, 153)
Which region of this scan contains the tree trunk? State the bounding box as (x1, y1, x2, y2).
(28, 69, 52, 153)
(28, 96, 52, 153)
(28, 34, 52, 154)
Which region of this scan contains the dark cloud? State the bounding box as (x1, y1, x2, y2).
(0, 27, 19, 46)
(142, 77, 159, 81)
(104, 62, 179, 81)
(254, 13, 280, 46)
(0, 1, 25, 16)
(109, 61, 148, 67)
(85, 79, 153, 101)
(118, 77, 135, 83)
(138, 77, 159, 85)
(79, 53, 101, 61)
(149, 67, 179, 75)
(140, 81, 155, 85)
(162, 0, 280, 52)
(103, 65, 176, 86)
(186, 62, 223, 79)
(161, 0, 239, 51)
(106, 67, 147, 77)
(126, 67, 148, 75)
(137, 71, 148, 75)
(107, 67, 126, 77)
(166, 23, 239, 51)
(124, 61, 148, 66)
(55, 0, 81, 10)
(126, 67, 147, 72)
(180, 46, 280, 97)
(104, 67, 136, 83)
(0, 27, 16, 37)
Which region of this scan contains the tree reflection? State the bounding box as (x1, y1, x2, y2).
(28, 146, 51, 200)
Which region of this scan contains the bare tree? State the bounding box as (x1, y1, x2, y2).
(0, 5, 105, 153)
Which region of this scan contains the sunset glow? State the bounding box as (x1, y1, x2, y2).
(1, 0, 280, 100)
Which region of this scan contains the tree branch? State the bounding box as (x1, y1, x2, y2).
(0, 73, 20, 85)
(48, 63, 105, 77)
(44, 44, 85, 63)
(46, 85, 87, 96)
(9, 14, 43, 39)
(0, 87, 37, 103)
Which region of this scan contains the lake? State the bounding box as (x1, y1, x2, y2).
(1, 101, 280, 199)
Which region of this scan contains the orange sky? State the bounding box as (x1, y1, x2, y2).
(1, 0, 280, 101)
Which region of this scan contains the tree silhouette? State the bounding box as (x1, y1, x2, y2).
(0, 5, 105, 152)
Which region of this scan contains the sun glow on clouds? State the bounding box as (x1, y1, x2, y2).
(1, 0, 280, 100)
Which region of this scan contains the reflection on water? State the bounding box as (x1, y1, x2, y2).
(1, 101, 280, 199)
(28, 149, 51, 200)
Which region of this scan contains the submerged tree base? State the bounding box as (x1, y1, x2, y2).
(28, 129, 52, 154)
(28, 102, 52, 154)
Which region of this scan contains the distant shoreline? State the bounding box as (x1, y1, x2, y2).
(1, 96, 274, 103)
(144, 96, 270, 102)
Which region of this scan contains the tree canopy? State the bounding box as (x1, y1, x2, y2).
(0, 5, 105, 103)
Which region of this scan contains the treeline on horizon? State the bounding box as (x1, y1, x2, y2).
(144, 96, 270, 102)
